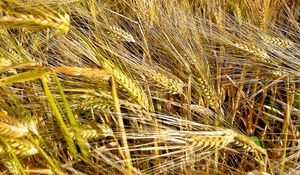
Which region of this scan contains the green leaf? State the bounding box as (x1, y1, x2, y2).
(0, 69, 50, 86)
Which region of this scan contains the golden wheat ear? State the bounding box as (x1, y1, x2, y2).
(0, 12, 70, 33)
(69, 123, 112, 140)
(2, 159, 19, 175)
(185, 129, 236, 150)
(0, 111, 31, 138)
(106, 25, 136, 43)
(260, 33, 294, 48)
(142, 68, 185, 94)
(102, 61, 149, 109)
(0, 138, 38, 157)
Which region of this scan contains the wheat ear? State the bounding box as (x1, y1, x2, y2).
(234, 5, 243, 25)
(143, 68, 185, 94)
(0, 13, 70, 33)
(260, 34, 294, 48)
(102, 61, 149, 109)
(233, 132, 268, 171)
(2, 159, 21, 175)
(196, 75, 220, 111)
(78, 93, 114, 111)
(75, 90, 146, 113)
(107, 25, 136, 42)
(185, 129, 235, 149)
(232, 42, 271, 61)
(69, 128, 100, 140)
(0, 138, 38, 157)
(69, 124, 112, 140)
(73, 27, 149, 109)
(0, 111, 30, 138)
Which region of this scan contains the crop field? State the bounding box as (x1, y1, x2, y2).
(0, 0, 299, 174)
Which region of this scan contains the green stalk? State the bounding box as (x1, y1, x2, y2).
(53, 72, 89, 159)
(41, 77, 78, 158)
(0, 136, 26, 175)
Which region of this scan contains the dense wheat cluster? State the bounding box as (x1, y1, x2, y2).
(0, 0, 299, 174)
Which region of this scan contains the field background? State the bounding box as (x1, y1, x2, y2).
(0, 0, 299, 174)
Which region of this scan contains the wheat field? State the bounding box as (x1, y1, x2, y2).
(0, 0, 299, 174)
